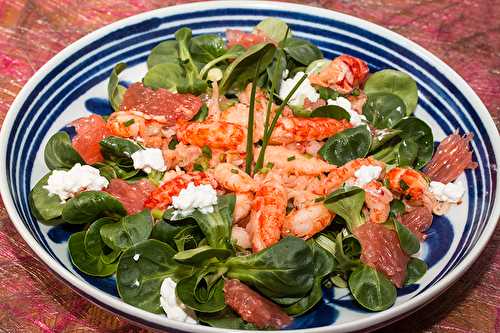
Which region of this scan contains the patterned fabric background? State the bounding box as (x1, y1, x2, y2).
(0, 0, 498, 332)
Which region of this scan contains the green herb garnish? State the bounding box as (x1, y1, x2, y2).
(287, 155, 296, 161)
(202, 145, 212, 158)
(123, 119, 135, 127)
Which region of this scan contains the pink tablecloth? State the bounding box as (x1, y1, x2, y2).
(0, 0, 498, 332)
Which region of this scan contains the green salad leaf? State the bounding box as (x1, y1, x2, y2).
(284, 239, 335, 315)
(164, 194, 235, 250)
(393, 117, 433, 169)
(310, 105, 350, 120)
(116, 239, 195, 313)
(147, 40, 179, 69)
(197, 307, 258, 329)
(151, 220, 204, 252)
(349, 265, 397, 311)
(404, 257, 428, 285)
(29, 172, 65, 222)
(108, 62, 128, 111)
(62, 191, 126, 224)
(370, 128, 402, 152)
(190, 34, 227, 64)
(176, 268, 226, 313)
(255, 17, 290, 42)
(100, 209, 153, 251)
(319, 126, 372, 166)
(68, 231, 118, 277)
(220, 43, 276, 93)
(100, 136, 142, 160)
(143, 63, 186, 92)
(364, 69, 418, 115)
(280, 37, 323, 65)
(175, 28, 208, 95)
(392, 218, 420, 255)
(199, 45, 245, 79)
(84, 217, 122, 264)
(44, 132, 84, 170)
(174, 245, 232, 265)
(324, 186, 366, 232)
(224, 237, 315, 300)
(306, 58, 330, 75)
(371, 117, 433, 169)
(362, 93, 406, 129)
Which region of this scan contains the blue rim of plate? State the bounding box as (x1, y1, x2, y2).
(0, 2, 498, 332)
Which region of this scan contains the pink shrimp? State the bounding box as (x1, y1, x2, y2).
(234, 192, 254, 224)
(162, 143, 202, 170)
(176, 120, 246, 151)
(254, 145, 336, 175)
(270, 116, 351, 144)
(246, 177, 288, 252)
(385, 167, 429, 201)
(282, 204, 333, 239)
(231, 226, 252, 249)
(363, 181, 393, 224)
(309, 55, 369, 94)
(106, 111, 147, 138)
(212, 163, 256, 193)
(314, 157, 385, 195)
(220, 103, 266, 142)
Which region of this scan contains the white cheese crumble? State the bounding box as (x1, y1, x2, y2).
(429, 181, 465, 203)
(43, 163, 109, 202)
(347, 165, 382, 187)
(160, 277, 197, 324)
(131, 148, 166, 173)
(171, 182, 218, 217)
(327, 97, 367, 127)
(279, 71, 319, 106)
(133, 253, 140, 262)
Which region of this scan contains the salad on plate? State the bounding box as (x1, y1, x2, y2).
(29, 18, 477, 330)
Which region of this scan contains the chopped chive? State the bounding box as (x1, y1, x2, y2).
(201, 145, 212, 158)
(399, 179, 409, 191)
(314, 196, 325, 203)
(352, 88, 360, 96)
(266, 162, 274, 169)
(123, 119, 135, 127)
(245, 56, 264, 175)
(304, 153, 313, 159)
(287, 155, 296, 161)
(259, 167, 270, 174)
(168, 136, 179, 150)
(231, 168, 239, 174)
(193, 163, 204, 171)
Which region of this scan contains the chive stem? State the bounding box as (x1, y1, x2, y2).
(256, 73, 308, 172)
(245, 57, 263, 175)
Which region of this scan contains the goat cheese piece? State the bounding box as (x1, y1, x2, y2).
(43, 163, 109, 202)
(160, 277, 197, 324)
(327, 97, 367, 127)
(429, 181, 465, 203)
(279, 71, 320, 106)
(131, 148, 166, 173)
(171, 182, 218, 217)
(348, 165, 383, 187)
